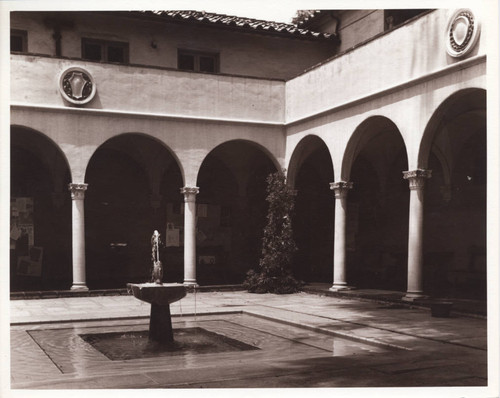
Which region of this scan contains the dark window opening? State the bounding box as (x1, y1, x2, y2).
(199, 56, 216, 73)
(11, 30, 27, 52)
(83, 42, 102, 61)
(178, 50, 219, 73)
(178, 53, 195, 71)
(384, 10, 431, 31)
(107, 45, 125, 63)
(82, 38, 129, 63)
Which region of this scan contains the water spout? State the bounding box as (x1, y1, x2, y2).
(151, 230, 163, 284)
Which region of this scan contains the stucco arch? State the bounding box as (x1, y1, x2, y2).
(11, 125, 73, 184)
(286, 135, 334, 189)
(11, 125, 73, 291)
(194, 138, 278, 284)
(195, 139, 281, 187)
(418, 88, 486, 170)
(84, 132, 185, 187)
(341, 116, 409, 182)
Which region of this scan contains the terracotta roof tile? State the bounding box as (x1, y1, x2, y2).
(143, 10, 335, 40)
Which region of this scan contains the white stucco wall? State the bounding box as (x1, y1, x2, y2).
(10, 107, 286, 187)
(285, 9, 487, 123)
(10, 8, 488, 192)
(337, 10, 385, 53)
(285, 60, 486, 179)
(11, 55, 285, 123)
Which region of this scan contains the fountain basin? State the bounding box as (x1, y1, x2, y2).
(127, 283, 186, 305)
(127, 283, 186, 343)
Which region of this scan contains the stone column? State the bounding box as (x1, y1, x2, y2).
(402, 169, 432, 301)
(329, 181, 354, 291)
(68, 183, 89, 290)
(180, 186, 199, 286)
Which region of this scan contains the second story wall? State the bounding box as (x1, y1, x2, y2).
(336, 10, 385, 53)
(11, 11, 338, 80)
(285, 9, 487, 123)
(10, 55, 285, 123)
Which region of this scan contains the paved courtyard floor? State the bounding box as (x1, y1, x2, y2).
(7, 290, 495, 394)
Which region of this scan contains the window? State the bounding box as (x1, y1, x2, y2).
(82, 38, 129, 63)
(384, 10, 431, 31)
(178, 49, 219, 73)
(11, 30, 27, 52)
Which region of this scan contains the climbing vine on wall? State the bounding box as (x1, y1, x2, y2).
(243, 170, 302, 294)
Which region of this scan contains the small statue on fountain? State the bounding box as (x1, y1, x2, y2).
(151, 230, 163, 284)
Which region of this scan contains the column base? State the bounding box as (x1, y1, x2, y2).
(329, 284, 356, 292)
(183, 280, 199, 288)
(402, 292, 428, 302)
(70, 283, 89, 291)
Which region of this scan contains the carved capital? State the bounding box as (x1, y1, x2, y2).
(68, 183, 88, 200)
(403, 169, 432, 190)
(330, 181, 353, 199)
(180, 186, 199, 202)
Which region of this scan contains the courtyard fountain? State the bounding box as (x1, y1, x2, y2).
(127, 230, 186, 343)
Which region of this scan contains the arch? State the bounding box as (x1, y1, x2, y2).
(195, 139, 278, 285)
(196, 138, 281, 184)
(287, 135, 334, 188)
(342, 116, 410, 290)
(84, 133, 185, 288)
(420, 88, 486, 299)
(11, 125, 73, 183)
(84, 132, 185, 186)
(418, 88, 486, 169)
(288, 135, 335, 283)
(11, 125, 73, 291)
(342, 116, 409, 182)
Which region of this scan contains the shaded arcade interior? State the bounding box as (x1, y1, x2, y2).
(290, 136, 334, 283)
(9, 88, 487, 301)
(84, 134, 184, 288)
(10, 132, 277, 290)
(10, 127, 72, 291)
(344, 117, 410, 292)
(422, 89, 486, 300)
(196, 140, 276, 285)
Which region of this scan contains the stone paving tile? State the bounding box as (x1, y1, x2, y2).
(8, 291, 491, 390)
(10, 330, 62, 384)
(14, 373, 161, 389)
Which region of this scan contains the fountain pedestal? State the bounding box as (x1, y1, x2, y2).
(127, 283, 186, 343)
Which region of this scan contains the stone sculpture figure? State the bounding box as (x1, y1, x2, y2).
(151, 230, 163, 284)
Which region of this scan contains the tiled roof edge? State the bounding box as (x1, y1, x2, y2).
(137, 10, 336, 40)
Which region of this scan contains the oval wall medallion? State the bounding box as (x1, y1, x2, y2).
(59, 67, 96, 105)
(445, 9, 480, 58)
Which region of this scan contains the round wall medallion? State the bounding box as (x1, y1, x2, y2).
(445, 9, 480, 58)
(59, 67, 96, 104)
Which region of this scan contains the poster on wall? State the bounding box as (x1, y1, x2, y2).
(10, 197, 34, 248)
(165, 223, 180, 247)
(10, 197, 40, 276)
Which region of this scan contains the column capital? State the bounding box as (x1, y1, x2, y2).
(68, 183, 88, 200)
(180, 186, 199, 202)
(403, 169, 432, 190)
(329, 181, 353, 198)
